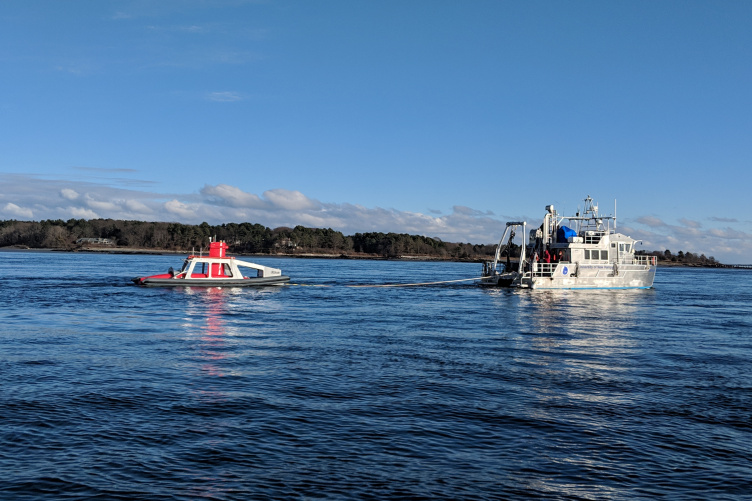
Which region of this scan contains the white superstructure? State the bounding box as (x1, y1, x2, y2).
(481, 196, 656, 289)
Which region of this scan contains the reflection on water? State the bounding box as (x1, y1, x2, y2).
(178, 286, 289, 382)
(525, 290, 642, 336)
(483, 287, 648, 351)
(487, 288, 654, 437)
(199, 287, 229, 378)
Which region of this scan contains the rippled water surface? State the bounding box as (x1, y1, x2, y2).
(2, 251, 751, 500)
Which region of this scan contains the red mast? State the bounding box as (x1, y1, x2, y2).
(209, 240, 228, 258)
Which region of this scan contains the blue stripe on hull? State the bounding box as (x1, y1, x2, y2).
(532, 285, 652, 290)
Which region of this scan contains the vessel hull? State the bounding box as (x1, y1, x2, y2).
(479, 272, 519, 287)
(133, 276, 290, 287)
(524, 265, 655, 290)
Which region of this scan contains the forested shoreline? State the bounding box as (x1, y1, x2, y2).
(0, 218, 725, 266)
(0, 218, 497, 260)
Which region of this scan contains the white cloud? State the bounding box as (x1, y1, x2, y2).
(2, 203, 33, 219)
(707, 227, 747, 240)
(636, 216, 667, 228)
(2, 174, 752, 264)
(620, 222, 752, 263)
(124, 199, 152, 214)
(207, 91, 243, 102)
(201, 184, 265, 208)
(85, 196, 121, 212)
(199, 185, 321, 212)
(263, 189, 320, 211)
(164, 199, 196, 219)
(54, 61, 93, 75)
(453, 206, 494, 217)
(61, 188, 79, 200)
(69, 207, 99, 219)
(678, 218, 702, 229)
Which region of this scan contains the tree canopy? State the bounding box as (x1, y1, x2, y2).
(0, 218, 497, 260)
(1, 218, 721, 265)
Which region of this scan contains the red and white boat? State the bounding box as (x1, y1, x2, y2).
(132, 239, 289, 287)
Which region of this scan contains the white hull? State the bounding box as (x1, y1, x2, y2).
(135, 275, 290, 287)
(522, 263, 655, 289)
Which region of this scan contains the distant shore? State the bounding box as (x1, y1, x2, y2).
(0, 245, 482, 263)
(2, 245, 747, 268)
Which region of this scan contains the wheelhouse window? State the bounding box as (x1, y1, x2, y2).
(188, 262, 208, 277)
(585, 249, 609, 261)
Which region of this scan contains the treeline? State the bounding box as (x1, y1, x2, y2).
(1, 218, 723, 265)
(0, 218, 497, 260)
(638, 249, 721, 266)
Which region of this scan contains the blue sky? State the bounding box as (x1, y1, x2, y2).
(1, 0, 751, 262)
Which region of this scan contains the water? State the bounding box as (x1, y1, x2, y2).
(1, 251, 751, 500)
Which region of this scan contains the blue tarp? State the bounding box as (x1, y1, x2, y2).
(557, 225, 577, 242)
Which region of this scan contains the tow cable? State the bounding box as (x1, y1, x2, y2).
(287, 277, 483, 288)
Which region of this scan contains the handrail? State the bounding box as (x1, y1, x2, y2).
(583, 233, 604, 245)
(633, 255, 656, 266)
(532, 256, 655, 277)
(532, 262, 557, 277)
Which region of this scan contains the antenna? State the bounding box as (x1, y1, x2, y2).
(614, 199, 617, 230)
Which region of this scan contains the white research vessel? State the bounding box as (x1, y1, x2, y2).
(481, 196, 656, 289)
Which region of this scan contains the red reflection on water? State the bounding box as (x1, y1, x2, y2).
(199, 287, 228, 378)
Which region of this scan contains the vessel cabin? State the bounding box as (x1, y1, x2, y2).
(530, 197, 656, 279)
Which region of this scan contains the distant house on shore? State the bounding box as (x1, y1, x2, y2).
(274, 238, 297, 249)
(76, 237, 115, 246)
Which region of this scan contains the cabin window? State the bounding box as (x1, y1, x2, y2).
(585, 249, 608, 261)
(190, 262, 207, 277)
(619, 243, 625, 252)
(587, 250, 608, 261)
(223, 263, 233, 277)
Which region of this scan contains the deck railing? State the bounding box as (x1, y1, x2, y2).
(532, 262, 556, 277)
(583, 232, 604, 245)
(531, 255, 655, 277)
(632, 255, 657, 266)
